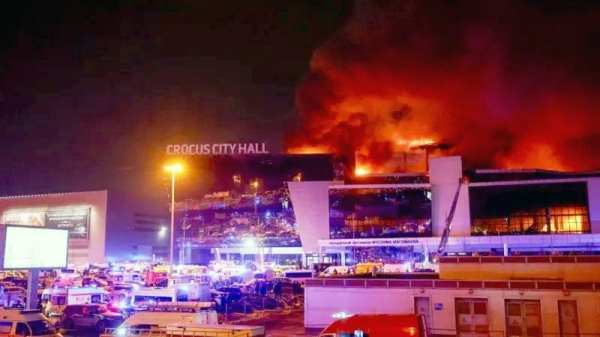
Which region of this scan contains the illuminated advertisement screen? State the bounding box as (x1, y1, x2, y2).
(329, 187, 433, 239)
(3, 207, 90, 240)
(3, 225, 69, 269)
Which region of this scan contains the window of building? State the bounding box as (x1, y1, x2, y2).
(470, 183, 590, 235)
(329, 187, 432, 239)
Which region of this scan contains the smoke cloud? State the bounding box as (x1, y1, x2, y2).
(287, 0, 600, 172)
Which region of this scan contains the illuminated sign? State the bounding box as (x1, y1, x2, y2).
(2, 226, 69, 269)
(3, 207, 91, 240)
(166, 143, 269, 155)
(319, 238, 423, 247)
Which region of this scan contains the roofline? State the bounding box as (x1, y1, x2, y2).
(0, 190, 108, 199)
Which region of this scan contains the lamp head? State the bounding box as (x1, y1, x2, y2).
(165, 164, 183, 173)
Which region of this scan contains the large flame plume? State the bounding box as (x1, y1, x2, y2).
(286, 0, 600, 173)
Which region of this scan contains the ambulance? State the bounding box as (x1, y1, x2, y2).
(41, 286, 110, 317)
(0, 308, 60, 337)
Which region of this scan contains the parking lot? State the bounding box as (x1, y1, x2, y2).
(59, 309, 319, 337)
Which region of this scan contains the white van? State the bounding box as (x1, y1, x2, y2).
(0, 308, 60, 337)
(319, 266, 350, 277)
(128, 288, 177, 307)
(122, 272, 144, 286)
(41, 286, 110, 317)
(116, 302, 217, 330)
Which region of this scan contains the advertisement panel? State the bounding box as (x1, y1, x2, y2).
(2, 225, 69, 269)
(3, 210, 45, 227)
(44, 208, 90, 240)
(2, 207, 90, 240)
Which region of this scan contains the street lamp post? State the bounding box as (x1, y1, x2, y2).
(165, 164, 183, 276)
(252, 180, 260, 263)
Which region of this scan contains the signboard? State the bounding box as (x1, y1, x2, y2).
(319, 238, 424, 247)
(434, 303, 443, 311)
(3, 207, 90, 240)
(166, 143, 269, 156)
(45, 208, 90, 239)
(2, 225, 69, 269)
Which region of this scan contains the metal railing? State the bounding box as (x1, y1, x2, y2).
(428, 329, 600, 337)
(102, 327, 254, 337)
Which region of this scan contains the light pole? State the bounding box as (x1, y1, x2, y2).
(252, 180, 260, 263)
(165, 163, 183, 276)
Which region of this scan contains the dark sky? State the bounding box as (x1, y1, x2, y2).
(290, 0, 600, 173)
(0, 1, 351, 195)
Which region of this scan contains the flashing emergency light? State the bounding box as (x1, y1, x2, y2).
(116, 328, 127, 336)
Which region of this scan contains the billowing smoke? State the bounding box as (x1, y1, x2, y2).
(286, 0, 600, 172)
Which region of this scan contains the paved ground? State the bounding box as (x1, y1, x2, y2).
(235, 309, 320, 337)
(63, 309, 321, 337)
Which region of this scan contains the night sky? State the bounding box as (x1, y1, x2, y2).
(3, 0, 600, 197)
(0, 1, 351, 195)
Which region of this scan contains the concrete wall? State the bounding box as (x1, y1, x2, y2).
(0, 190, 107, 265)
(587, 178, 600, 234)
(305, 283, 600, 334)
(429, 156, 471, 237)
(288, 181, 342, 253)
(440, 256, 600, 281)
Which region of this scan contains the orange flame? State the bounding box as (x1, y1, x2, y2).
(286, 1, 600, 172)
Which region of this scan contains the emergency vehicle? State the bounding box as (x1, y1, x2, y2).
(0, 308, 60, 337)
(144, 269, 168, 286)
(126, 288, 178, 307)
(319, 314, 427, 337)
(103, 322, 265, 337)
(281, 269, 315, 284)
(115, 302, 217, 330)
(319, 266, 350, 277)
(354, 262, 383, 274)
(41, 286, 110, 317)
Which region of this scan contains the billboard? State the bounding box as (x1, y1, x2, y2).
(3, 207, 90, 240)
(1, 225, 69, 269)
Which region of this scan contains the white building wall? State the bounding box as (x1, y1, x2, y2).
(586, 178, 600, 233)
(305, 285, 600, 334)
(288, 181, 342, 252)
(0, 190, 107, 265)
(429, 156, 471, 237)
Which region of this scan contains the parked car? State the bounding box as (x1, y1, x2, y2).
(60, 304, 124, 333)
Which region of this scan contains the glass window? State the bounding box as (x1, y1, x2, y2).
(507, 303, 522, 316)
(0, 321, 12, 334)
(91, 295, 101, 303)
(470, 183, 590, 235)
(457, 301, 471, 314)
(53, 296, 66, 305)
(329, 187, 432, 239)
(16, 322, 30, 336)
(27, 320, 56, 336)
(473, 301, 487, 315)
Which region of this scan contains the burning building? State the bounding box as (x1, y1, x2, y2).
(286, 0, 600, 174)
